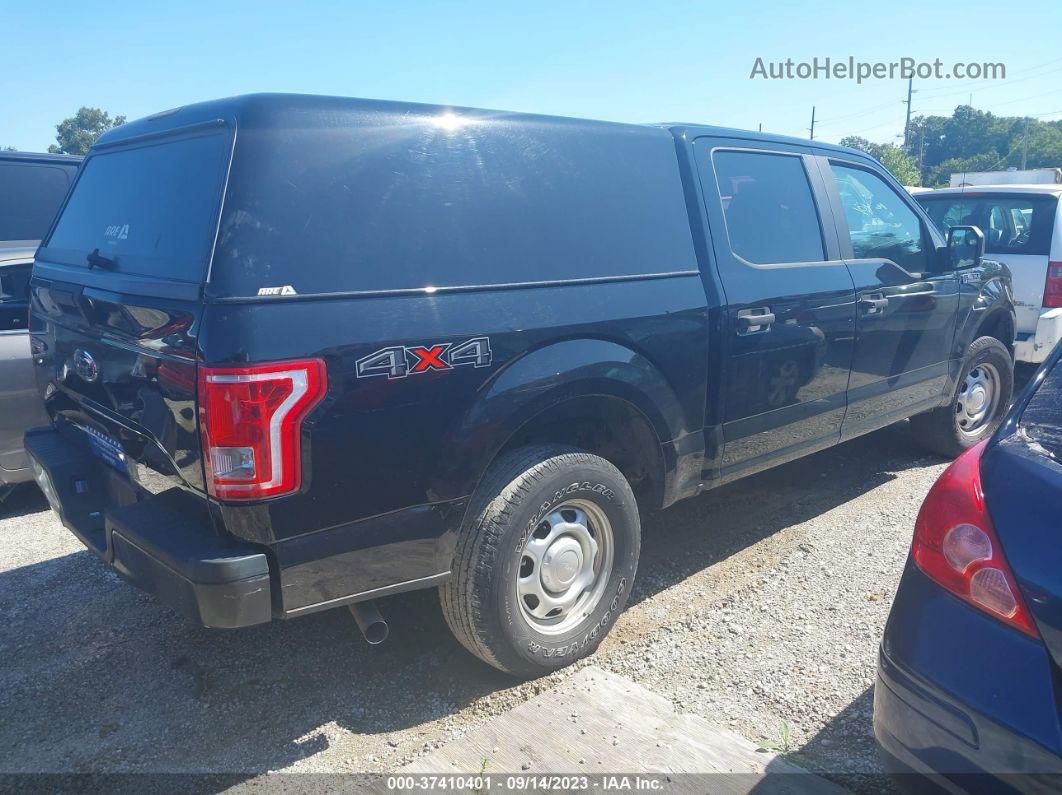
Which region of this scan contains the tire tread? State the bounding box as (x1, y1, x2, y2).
(911, 336, 1012, 457)
(440, 445, 632, 676)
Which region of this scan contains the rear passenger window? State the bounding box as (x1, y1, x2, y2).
(830, 164, 928, 273)
(711, 150, 825, 265)
(209, 116, 698, 296)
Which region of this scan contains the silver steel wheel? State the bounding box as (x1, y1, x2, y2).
(517, 499, 615, 636)
(956, 362, 1001, 437)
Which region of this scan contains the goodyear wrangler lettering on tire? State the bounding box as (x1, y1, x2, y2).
(440, 445, 641, 678)
(527, 576, 628, 658)
(520, 482, 617, 551)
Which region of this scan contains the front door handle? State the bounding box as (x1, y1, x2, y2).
(860, 293, 889, 315)
(736, 307, 775, 334)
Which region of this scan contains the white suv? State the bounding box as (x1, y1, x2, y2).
(918, 185, 1062, 363)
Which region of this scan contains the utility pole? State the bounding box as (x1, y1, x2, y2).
(809, 106, 816, 140)
(902, 77, 913, 151)
(1021, 117, 1031, 170)
(918, 124, 927, 181)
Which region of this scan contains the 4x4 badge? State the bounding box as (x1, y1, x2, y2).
(356, 337, 492, 379)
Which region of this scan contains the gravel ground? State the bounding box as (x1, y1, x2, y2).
(0, 421, 951, 790)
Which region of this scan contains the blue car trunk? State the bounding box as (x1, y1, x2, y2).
(981, 366, 1062, 677)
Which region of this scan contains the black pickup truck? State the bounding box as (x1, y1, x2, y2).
(25, 94, 1015, 677)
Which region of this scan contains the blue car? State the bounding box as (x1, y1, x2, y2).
(875, 344, 1062, 792)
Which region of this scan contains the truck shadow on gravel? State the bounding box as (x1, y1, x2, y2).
(629, 422, 941, 610)
(0, 423, 940, 777)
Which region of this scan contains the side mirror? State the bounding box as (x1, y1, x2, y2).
(946, 225, 985, 270)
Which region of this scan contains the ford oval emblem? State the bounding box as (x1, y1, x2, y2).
(73, 349, 99, 383)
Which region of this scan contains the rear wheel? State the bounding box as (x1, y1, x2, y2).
(440, 445, 640, 678)
(911, 336, 1013, 457)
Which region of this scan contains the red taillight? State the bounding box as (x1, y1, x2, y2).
(1043, 262, 1062, 308)
(197, 359, 327, 500)
(912, 440, 1039, 637)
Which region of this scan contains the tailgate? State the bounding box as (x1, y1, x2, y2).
(30, 283, 203, 492)
(28, 118, 233, 494)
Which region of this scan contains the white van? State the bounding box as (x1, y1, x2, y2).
(918, 185, 1062, 363)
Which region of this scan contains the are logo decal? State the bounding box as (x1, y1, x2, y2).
(257, 285, 298, 296)
(356, 337, 492, 379)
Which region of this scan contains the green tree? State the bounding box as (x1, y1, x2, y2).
(1023, 125, 1062, 169)
(941, 106, 995, 161)
(846, 106, 1062, 187)
(877, 145, 921, 186)
(47, 107, 126, 155)
(838, 136, 885, 159)
(838, 137, 921, 185)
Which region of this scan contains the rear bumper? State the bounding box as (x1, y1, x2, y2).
(1014, 308, 1062, 364)
(874, 562, 1062, 792)
(24, 426, 272, 628)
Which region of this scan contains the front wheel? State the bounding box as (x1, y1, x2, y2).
(911, 336, 1013, 457)
(440, 445, 640, 678)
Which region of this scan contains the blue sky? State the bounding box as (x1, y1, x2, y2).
(6, 0, 1062, 152)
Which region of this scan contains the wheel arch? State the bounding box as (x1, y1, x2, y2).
(976, 306, 1016, 352)
(434, 338, 701, 515)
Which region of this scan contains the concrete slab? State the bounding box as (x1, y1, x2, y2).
(402, 666, 847, 793)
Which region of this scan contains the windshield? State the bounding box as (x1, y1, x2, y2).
(41, 131, 231, 282)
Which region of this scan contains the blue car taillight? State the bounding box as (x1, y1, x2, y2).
(912, 440, 1040, 638)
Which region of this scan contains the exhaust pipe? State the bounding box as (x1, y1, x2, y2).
(348, 600, 389, 645)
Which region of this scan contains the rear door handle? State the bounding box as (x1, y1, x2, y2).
(736, 307, 775, 334)
(860, 294, 888, 315)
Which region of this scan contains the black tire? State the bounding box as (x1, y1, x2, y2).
(910, 336, 1013, 458)
(440, 445, 640, 678)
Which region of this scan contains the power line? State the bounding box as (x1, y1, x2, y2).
(838, 118, 901, 137)
(917, 55, 1062, 96)
(913, 86, 1062, 116)
(822, 95, 1062, 142)
(757, 56, 1062, 144)
(916, 63, 1062, 102)
(986, 86, 1062, 109)
(814, 97, 903, 126)
(756, 55, 1062, 135)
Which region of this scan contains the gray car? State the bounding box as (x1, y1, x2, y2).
(0, 152, 81, 501)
